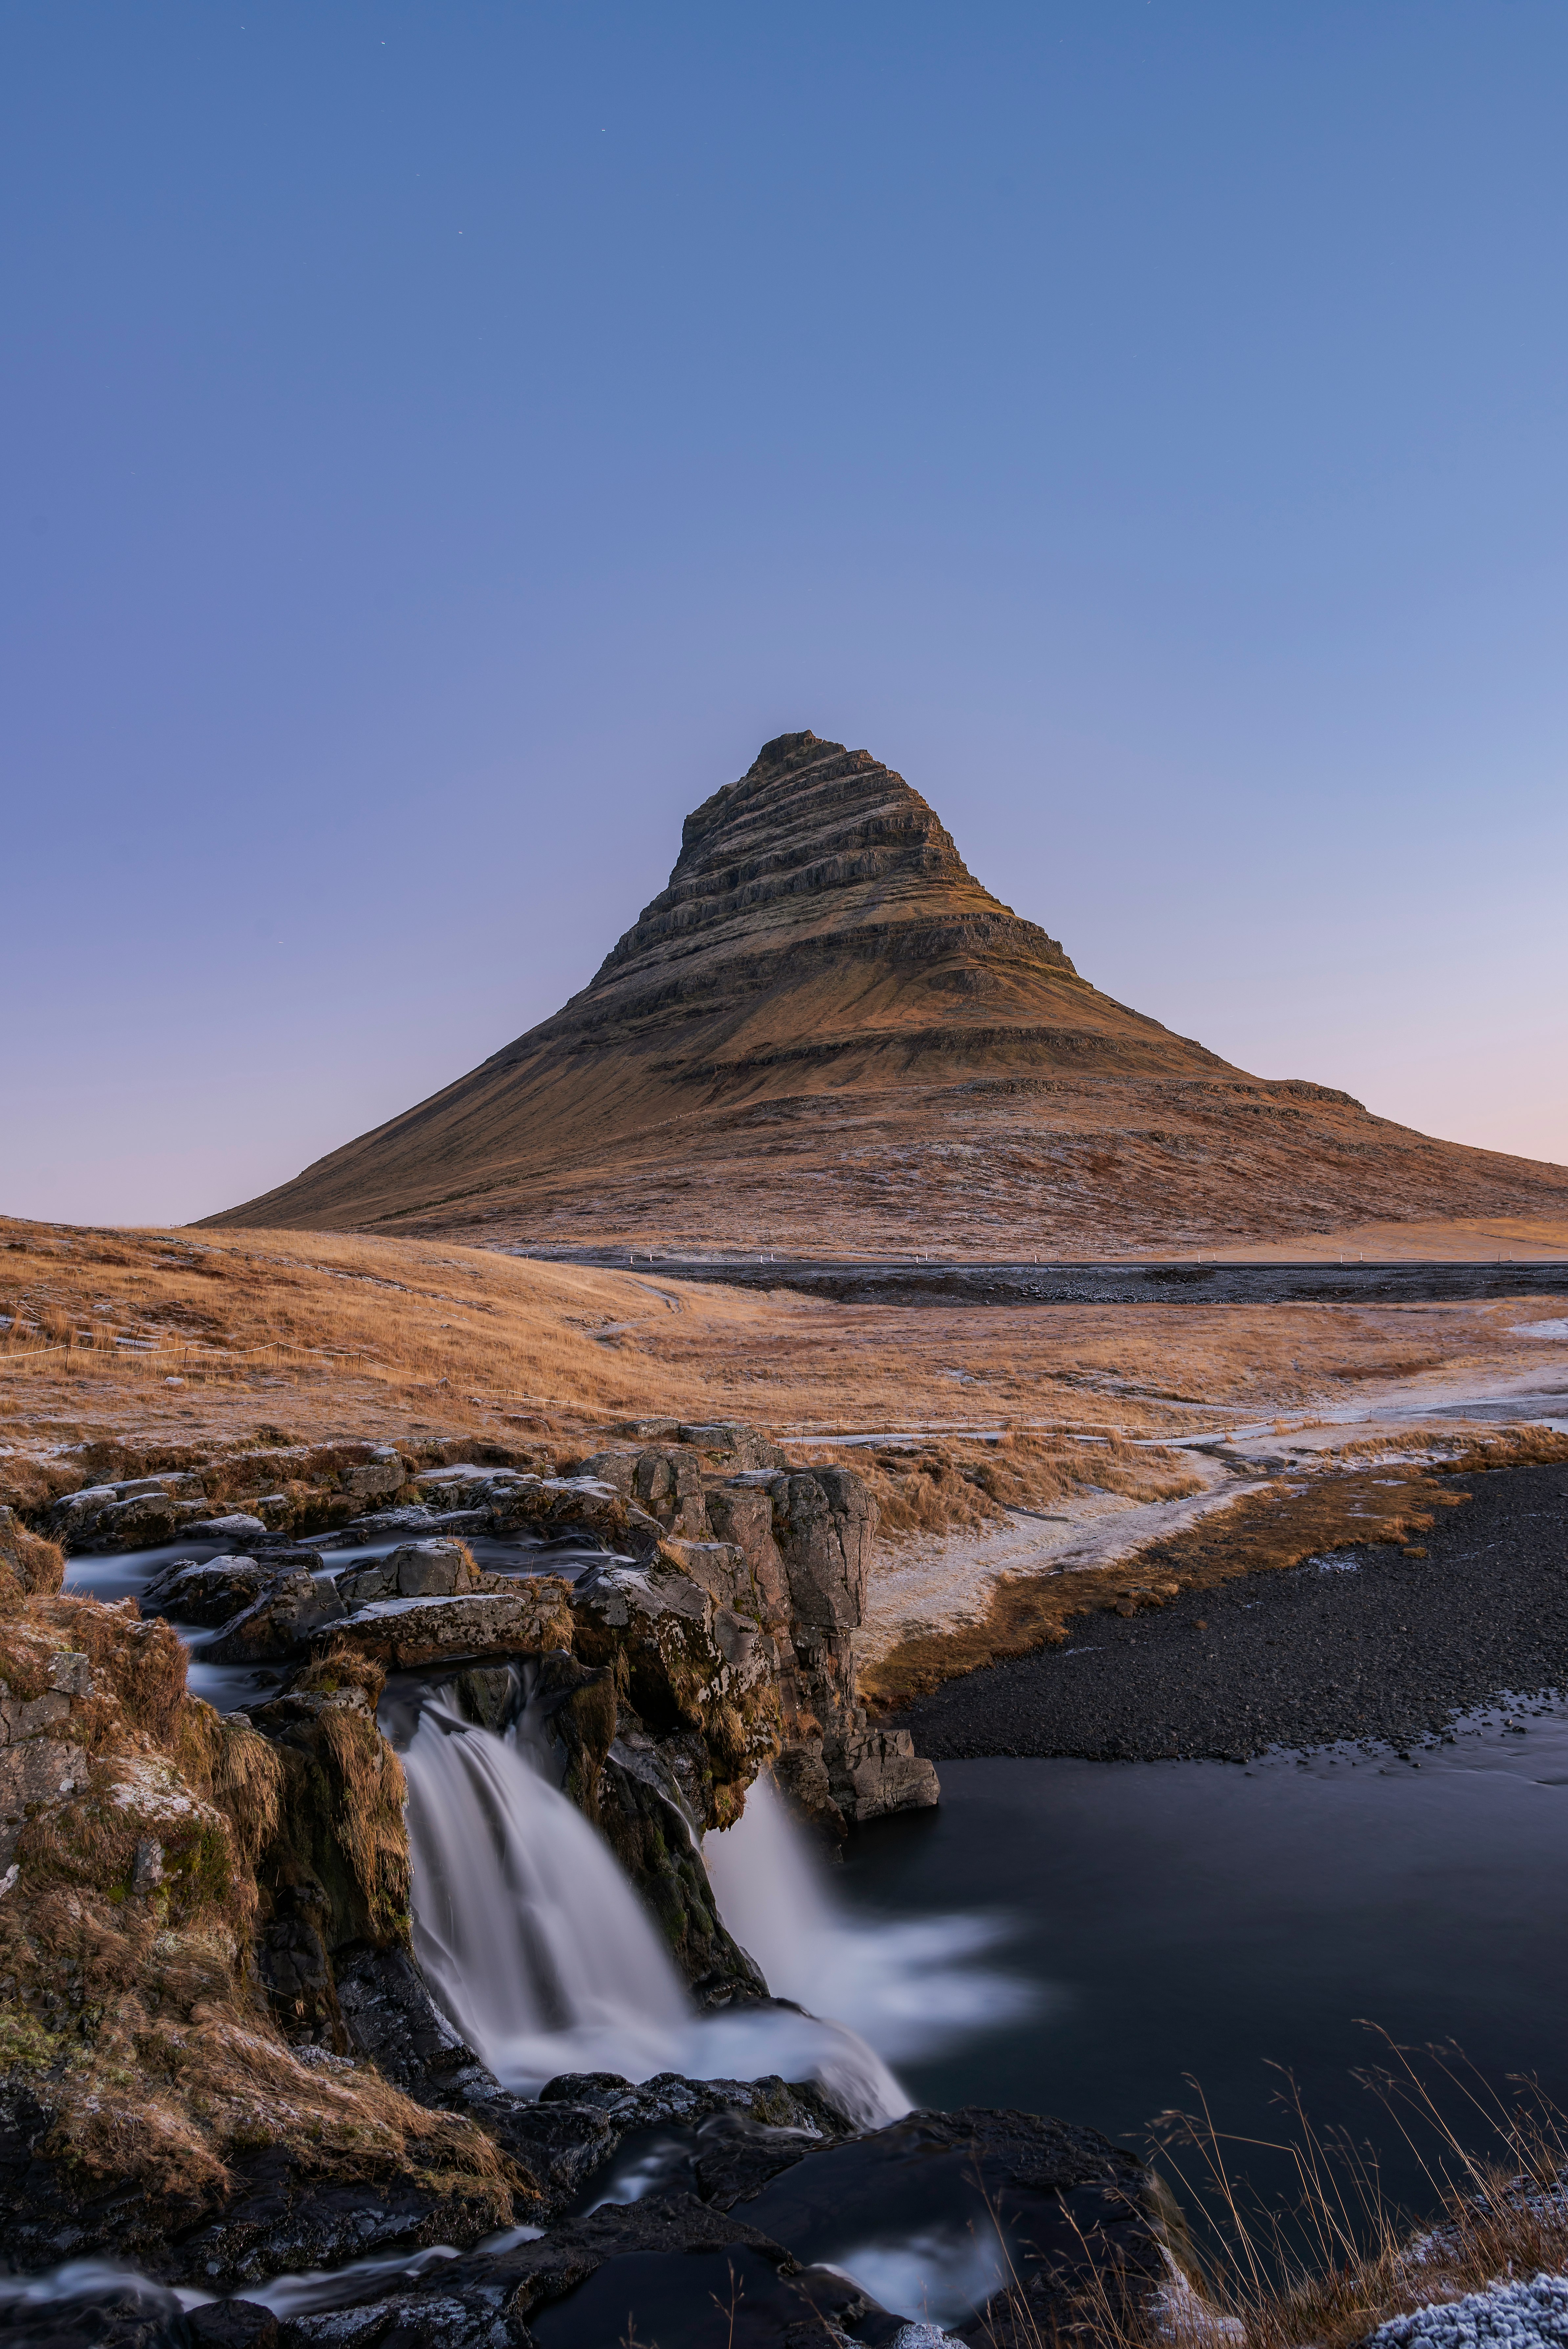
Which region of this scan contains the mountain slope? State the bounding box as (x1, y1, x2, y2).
(207, 732, 1568, 1254)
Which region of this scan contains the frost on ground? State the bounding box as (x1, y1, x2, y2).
(1368, 2272, 1568, 2349)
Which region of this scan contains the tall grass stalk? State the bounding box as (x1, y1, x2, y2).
(976, 2038, 1568, 2349)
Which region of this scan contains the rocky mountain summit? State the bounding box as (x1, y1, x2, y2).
(210, 731, 1568, 1255)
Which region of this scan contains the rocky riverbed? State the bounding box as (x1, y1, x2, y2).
(893, 1462, 1568, 1761)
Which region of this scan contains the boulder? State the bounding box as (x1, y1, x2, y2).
(77, 1490, 209, 1549)
(200, 1568, 348, 1664)
(141, 1553, 278, 1626)
(337, 1446, 408, 1504)
(485, 1471, 665, 1555)
(312, 1580, 574, 1673)
(49, 1472, 210, 1550)
(824, 1723, 942, 1824)
(577, 1444, 710, 1538)
(177, 1512, 270, 1543)
(335, 1537, 477, 1606)
(699, 1487, 791, 1626)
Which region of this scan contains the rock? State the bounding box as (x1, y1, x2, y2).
(770, 1740, 848, 1842)
(540, 2066, 850, 2144)
(178, 1513, 269, 1543)
(337, 1447, 408, 1504)
(312, 1581, 574, 1673)
(141, 1554, 275, 1626)
(824, 1723, 942, 1824)
(765, 1468, 875, 1632)
(716, 1464, 939, 1832)
(335, 1537, 477, 1606)
(244, 1695, 413, 2031)
(597, 1738, 768, 1998)
(187, 2303, 280, 2348)
(249, 2188, 911, 2347)
(335, 1943, 618, 2203)
(569, 1553, 780, 1828)
(485, 1472, 665, 1556)
(677, 1422, 792, 1473)
(201, 1569, 348, 1664)
(722, 2103, 1171, 2345)
(47, 1472, 213, 1550)
(0, 1680, 77, 1866)
(507, 1651, 616, 1813)
(700, 1487, 791, 1627)
(576, 1444, 710, 1538)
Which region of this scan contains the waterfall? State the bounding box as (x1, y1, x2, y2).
(400, 1694, 908, 2128)
(704, 1774, 1037, 2061)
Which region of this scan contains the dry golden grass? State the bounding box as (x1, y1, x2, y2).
(981, 2039, 1568, 2349)
(856, 1429, 1206, 1541)
(1202, 1213, 1568, 1262)
(2, 1212, 1560, 1549)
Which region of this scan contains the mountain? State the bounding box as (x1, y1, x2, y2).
(208, 731, 1568, 1253)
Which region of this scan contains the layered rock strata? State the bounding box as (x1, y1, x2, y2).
(207, 730, 1568, 1254)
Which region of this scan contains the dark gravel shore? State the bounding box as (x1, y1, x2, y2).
(892, 1462, 1568, 1762)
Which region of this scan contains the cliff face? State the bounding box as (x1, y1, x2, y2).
(209, 731, 1568, 1252)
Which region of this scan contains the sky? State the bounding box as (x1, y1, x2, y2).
(3, 1, 1565, 1228)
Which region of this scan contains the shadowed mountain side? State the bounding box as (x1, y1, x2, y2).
(207, 733, 1568, 1254)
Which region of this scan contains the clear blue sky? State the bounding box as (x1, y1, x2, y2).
(4, 2, 1565, 1226)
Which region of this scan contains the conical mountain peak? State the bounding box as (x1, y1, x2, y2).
(209, 732, 1568, 1252)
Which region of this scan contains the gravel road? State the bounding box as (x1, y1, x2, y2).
(892, 1463, 1568, 1762)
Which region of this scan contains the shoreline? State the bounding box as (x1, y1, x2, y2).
(889, 1461, 1568, 1763)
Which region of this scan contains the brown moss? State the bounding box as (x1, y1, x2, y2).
(316, 1707, 411, 1945)
(0, 1578, 530, 2227)
(0, 1506, 65, 1600)
(292, 1641, 388, 1710)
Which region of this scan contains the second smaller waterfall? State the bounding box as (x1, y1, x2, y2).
(705, 1775, 1037, 2061)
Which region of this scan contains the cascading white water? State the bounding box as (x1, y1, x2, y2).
(703, 1774, 1037, 2060)
(401, 1695, 909, 2127)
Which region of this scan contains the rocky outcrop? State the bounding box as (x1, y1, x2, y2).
(201, 1567, 348, 1664)
(315, 1579, 575, 1673)
(0, 1437, 1182, 2348)
(333, 1534, 478, 1603)
(0, 1593, 534, 2289)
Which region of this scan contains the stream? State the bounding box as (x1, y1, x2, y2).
(37, 1533, 1568, 2327)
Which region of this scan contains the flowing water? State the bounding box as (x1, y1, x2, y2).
(394, 1686, 1021, 2127)
(39, 1537, 1568, 2327)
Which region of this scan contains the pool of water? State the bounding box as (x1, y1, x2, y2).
(837, 1707, 1568, 2219)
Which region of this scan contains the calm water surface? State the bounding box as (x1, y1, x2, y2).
(839, 1709, 1568, 2214)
